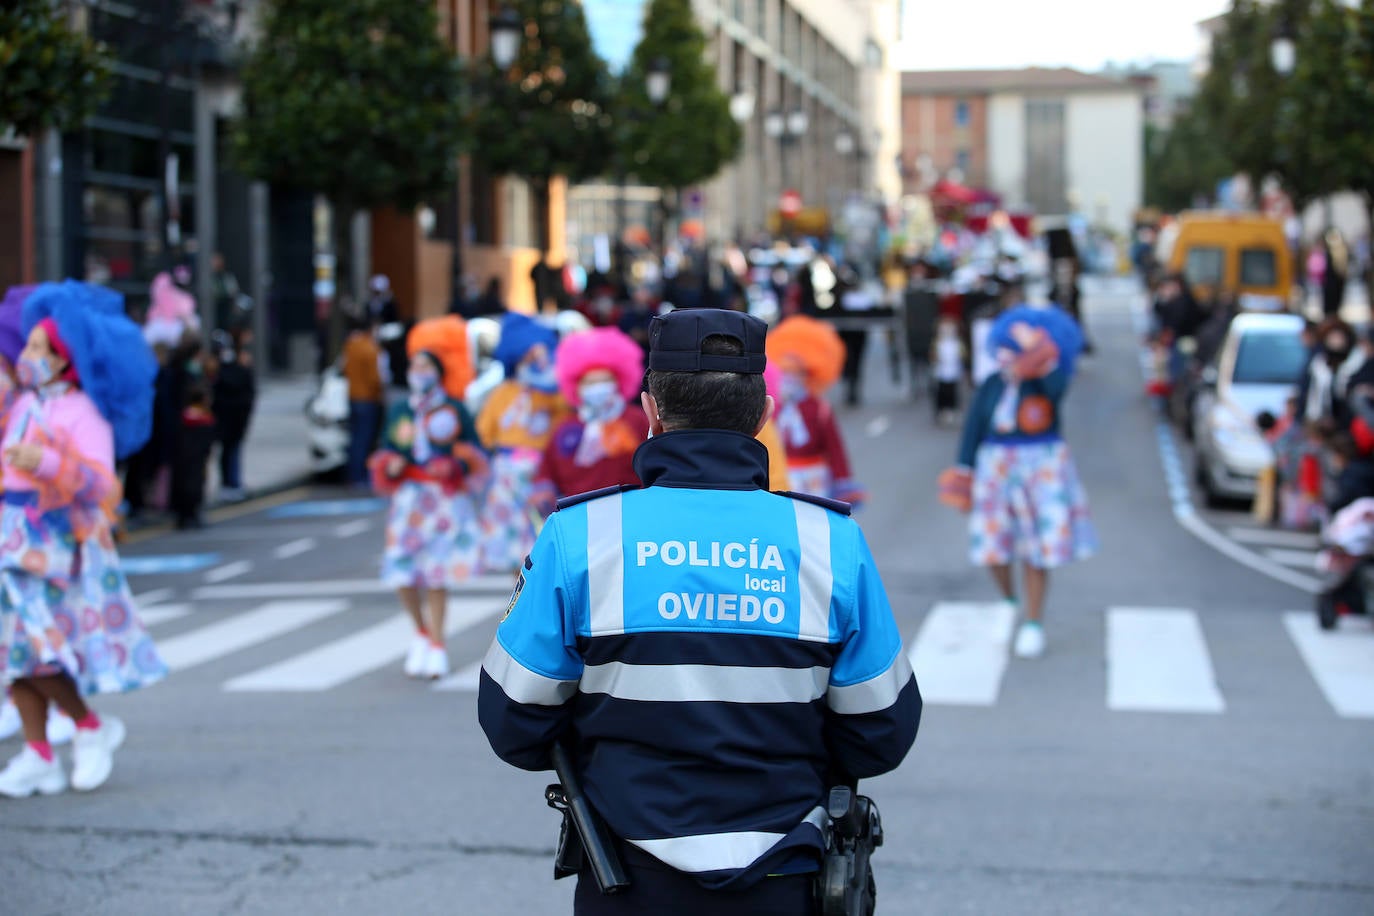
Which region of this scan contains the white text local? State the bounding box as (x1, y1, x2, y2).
(636, 539, 786, 571)
(658, 592, 787, 624)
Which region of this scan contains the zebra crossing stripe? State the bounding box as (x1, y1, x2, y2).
(906, 601, 1015, 706)
(1284, 612, 1374, 719)
(433, 660, 483, 692)
(158, 600, 350, 672)
(1262, 548, 1319, 570)
(223, 597, 502, 692)
(1106, 608, 1225, 714)
(138, 603, 193, 626)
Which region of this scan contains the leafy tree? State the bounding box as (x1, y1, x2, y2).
(1273, 0, 1353, 213)
(617, 0, 742, 236)
(1344, 0, 1374, 264)
(233, 0, 465, 351)
(469, 0, 613, 254)
(1143, 104, 1230, 212)
(0, 0, 113, 138)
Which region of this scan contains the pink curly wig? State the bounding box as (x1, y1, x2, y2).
(556, 327, 644, 407)
(762, 361, 782, 402)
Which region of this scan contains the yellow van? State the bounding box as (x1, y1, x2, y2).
(1164, 212, 1293, 311)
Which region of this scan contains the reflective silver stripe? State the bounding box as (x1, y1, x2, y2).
(630, 807, 825, 874)
(827, 651, 914, 715)
(579, 662, 829, 704)
(793, 500, 834, 643)
(482, 638, 579, 707)
(586, 493, 625, 636)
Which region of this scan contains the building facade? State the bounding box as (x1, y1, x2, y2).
(574, 0, 902, 249)
(901, 68, 1144, 234)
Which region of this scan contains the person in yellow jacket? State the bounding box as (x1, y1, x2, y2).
(475, 313, 571, 572)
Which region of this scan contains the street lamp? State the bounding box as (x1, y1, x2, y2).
(729, 88, 755, 124)
(835, 131, 855, 156)
(786, 108, 809, 138)
(1271, 18, 1296, 75)
(646, 57, 672, 106)
(490, 6, 522, 71)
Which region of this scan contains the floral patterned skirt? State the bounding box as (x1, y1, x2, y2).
(381, 480, 480, 590)
(787, 462, 832, 500)
(0, 498, 166, 695)
(480, 448, 542, 573)
(969, 440, 1097, 569)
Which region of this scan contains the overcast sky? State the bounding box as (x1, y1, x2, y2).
(895, 0, 1232, 71)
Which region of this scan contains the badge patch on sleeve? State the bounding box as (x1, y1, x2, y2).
(502, 570, 526, 622)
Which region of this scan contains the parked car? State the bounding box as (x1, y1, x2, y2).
(1192, 313, 1308, 505)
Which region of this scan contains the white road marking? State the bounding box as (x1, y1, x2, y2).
(273, 537, 318, 560)
(1174, 507, 1322, 593)
(224, 597, 501, 692)
(333, 519, 372, 539)
(1106, 608, 1225, 714)
(133, 587, 175, 607)
(1283, 612, 1374, 718)
(158, 600, 349, 672)
(1263, 548, 1319, 570)
(433, 659, 483, 692)
(193, 575, 516, 601)
(865, 415, 891, 438)
(137, 603, 192, 626)
(906, 601, 1015, 706)
(1227, 527, 1321, 550)
(204, 560, 253, 584)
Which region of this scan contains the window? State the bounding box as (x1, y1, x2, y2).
(1240, 248, 1278, 287)
(1231, 331, 1308, 385)
(1184, 246, 1225, 287)
(955, 100, 969, 127)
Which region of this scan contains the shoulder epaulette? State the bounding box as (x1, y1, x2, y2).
(776, 490, 852, 517)
(554, 484, 641, 512)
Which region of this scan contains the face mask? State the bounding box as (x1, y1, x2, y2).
(17, 355, 55, 390)
(518, 361, 559, 392)
(407, 369, 440, 395)
(780, 374, 808, 404)
(579, 380, 624, 423)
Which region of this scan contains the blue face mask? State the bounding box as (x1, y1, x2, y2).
(17, 355, 56, 391)
(517, 361, 559, 393)
(407, 369, 440, 396)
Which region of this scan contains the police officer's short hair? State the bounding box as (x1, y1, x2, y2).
(648, 334, 767, 435)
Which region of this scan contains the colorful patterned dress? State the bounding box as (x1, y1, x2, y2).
(0, 387, 165, 694)
(373, 391, 487, 591)
(475, 381, 570, 572)
(957, 368, 1097, 569)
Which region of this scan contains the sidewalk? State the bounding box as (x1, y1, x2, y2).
(206, 374, 320, 504)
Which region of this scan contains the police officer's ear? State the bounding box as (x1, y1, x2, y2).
(755, 395, 775, 437)
(642, 391, 664, 437)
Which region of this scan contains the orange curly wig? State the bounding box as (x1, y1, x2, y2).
(407, 316, 474, 399)
(765, 315, 845, 394)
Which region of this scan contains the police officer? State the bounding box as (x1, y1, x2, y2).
(478, 308, 921, 914)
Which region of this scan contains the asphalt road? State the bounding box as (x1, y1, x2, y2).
(2, 279, 1372, 915)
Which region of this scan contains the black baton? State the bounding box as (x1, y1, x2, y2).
(551, 743, 630, 894)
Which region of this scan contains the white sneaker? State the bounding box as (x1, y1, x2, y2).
(0, 701, 19, 742)
(70, 716, 126, 792)
(0, 746, 67, 797)
(422, 644, 450, 680)
(1014, 621, 1046, 659)
(403, 635, 430, 678)
(47, 709, 75, 746)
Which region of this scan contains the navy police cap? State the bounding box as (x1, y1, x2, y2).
(647, 308, 767, 374)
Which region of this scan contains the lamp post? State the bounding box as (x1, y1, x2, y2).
(835, 130, 855, 202)
(729, 87, 755, 240)
(612, 59, 671, 294)
(765, 106, 808, 230)
(490, 6, 522, 72)
(1271, 14, 1296, 76)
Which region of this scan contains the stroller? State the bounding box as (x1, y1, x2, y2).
(1315, 498, 1374, 630)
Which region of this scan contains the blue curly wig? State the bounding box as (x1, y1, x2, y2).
(22, 281, 158, 460)
(988, 303, 1085, 379)
(494, 312, 559, 375)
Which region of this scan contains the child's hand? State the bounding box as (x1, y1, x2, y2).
(385, 454, 405, 478)
(5, 444, 42, 472)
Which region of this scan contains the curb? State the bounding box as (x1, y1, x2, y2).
(120, 471, 319, 544)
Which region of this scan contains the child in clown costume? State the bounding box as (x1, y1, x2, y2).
(0, 281, 164, 798)
(475, 313, 571, 572)
(371, 317, 487, 680)
(0, 286, 77, 747)
(938, 304, 1097, 659)
(533, 327, 648, 511)
(764, 315, 865, 505)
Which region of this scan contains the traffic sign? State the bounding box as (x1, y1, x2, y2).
(779, 189, 802, 219)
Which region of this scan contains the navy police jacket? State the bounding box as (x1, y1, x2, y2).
(478, 429, 921, 889)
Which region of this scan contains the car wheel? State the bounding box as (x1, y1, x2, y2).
(1195, 455, 1225, 508)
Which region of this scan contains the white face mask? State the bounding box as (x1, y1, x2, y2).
(780, 373, 808, 404)
(578, 380, 624, 424)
